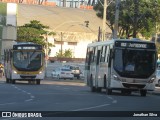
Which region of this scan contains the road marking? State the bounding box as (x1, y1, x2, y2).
(31, 96, 35, 98)
(11, 85, 35, 103)
(72, 103, 110, 111)
(25, 99, 33, 102)
(0, 102, 16, 106)
(112, 100, 117, 103)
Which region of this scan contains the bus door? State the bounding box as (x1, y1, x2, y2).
(95, 46, 101, 88)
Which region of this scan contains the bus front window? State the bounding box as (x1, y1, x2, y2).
(114, 49, 156, 78)
(13, 51, 43, 71)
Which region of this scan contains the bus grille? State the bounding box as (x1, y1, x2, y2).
(122, 83, 145, 89)
(20, 75, 36, 79)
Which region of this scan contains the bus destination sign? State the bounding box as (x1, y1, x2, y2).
(13, 45, 42, 50)
(17, 46, 37, 50)
(115, 41, 155, 49)
(121, 43, 147, 48)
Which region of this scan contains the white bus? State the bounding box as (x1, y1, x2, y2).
(4, 42, 45, 85)
(85, 38, 157, 96)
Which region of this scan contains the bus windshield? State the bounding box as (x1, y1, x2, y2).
(113, 49, 156, 78)
(13, 51, 43, 71)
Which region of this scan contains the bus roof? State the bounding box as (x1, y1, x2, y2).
(87, 38, 155, 47)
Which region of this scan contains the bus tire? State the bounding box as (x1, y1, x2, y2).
(11, 80, 15, 84)
(106, 88, 112, 95)
(36, 79, 40, 85)
(96, 87, 102, 92)
(140, 90, 147, 97)
(90, 75, 96, 92)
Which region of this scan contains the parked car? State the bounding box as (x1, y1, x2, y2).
(63, 65, 81, 79)
(156, 70, 160, 87)
(51, 68, 74, 80)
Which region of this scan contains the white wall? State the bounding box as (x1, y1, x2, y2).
(74, 40, 92, 58)
(49, 39, 92, 58)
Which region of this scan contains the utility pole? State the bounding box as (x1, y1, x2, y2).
(61, 32, 63, 57)
(45, 33, 48, 78)
(113, 0, 120, 39)
(98, 26, 101, 42)
(155, 0, 158, 44)
(133, 0, 139, 38)
(102, 0, 107, 41)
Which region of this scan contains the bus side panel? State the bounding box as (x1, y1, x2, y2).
(98, 63, 108, 88)
(90, 64, 96, 87)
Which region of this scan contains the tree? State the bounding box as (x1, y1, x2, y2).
(94, 0, 160, 39)
(17, 20, 56, 54)
(55, 49, 73, 58)
(64, 49, 73, 58)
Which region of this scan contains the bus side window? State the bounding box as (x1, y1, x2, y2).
(96, 50, 101, 65)
(91, 47, 97, 63)
(4, 50, 6, 62)
(7, 50, 9, 62)
(100, 46, 105, 62)
(85, 48, 90, 64)
(105, 46, 109, 62)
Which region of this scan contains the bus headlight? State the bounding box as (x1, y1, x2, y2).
(113, 75, 120, 81)
(148, 77, 155, 83)
(39, 71, 42, 74)
(13, 70, 17, 74)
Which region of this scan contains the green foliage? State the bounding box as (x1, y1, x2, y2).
(0, 3, 7, 25)
(157, 44, 160, 54)
(94, 0, 160, 39)
(55, 49, 73, 58)
(17, 20, 56, 53)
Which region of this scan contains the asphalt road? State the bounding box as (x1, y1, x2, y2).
(0, 77, 160, 120)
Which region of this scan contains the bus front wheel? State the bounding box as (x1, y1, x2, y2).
(36, 79, 40, 85)
(106, 88, 112, 95)
(11, 79, 15, 84)
(6, 78, 9, 83)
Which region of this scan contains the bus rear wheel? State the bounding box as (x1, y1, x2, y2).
(140, 90, 147, 97)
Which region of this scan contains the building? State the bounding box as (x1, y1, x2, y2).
(0, 2, 17, 61)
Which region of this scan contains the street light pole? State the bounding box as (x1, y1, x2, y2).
(113, 0, 120, 39)
(102, 0, 107, 41)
